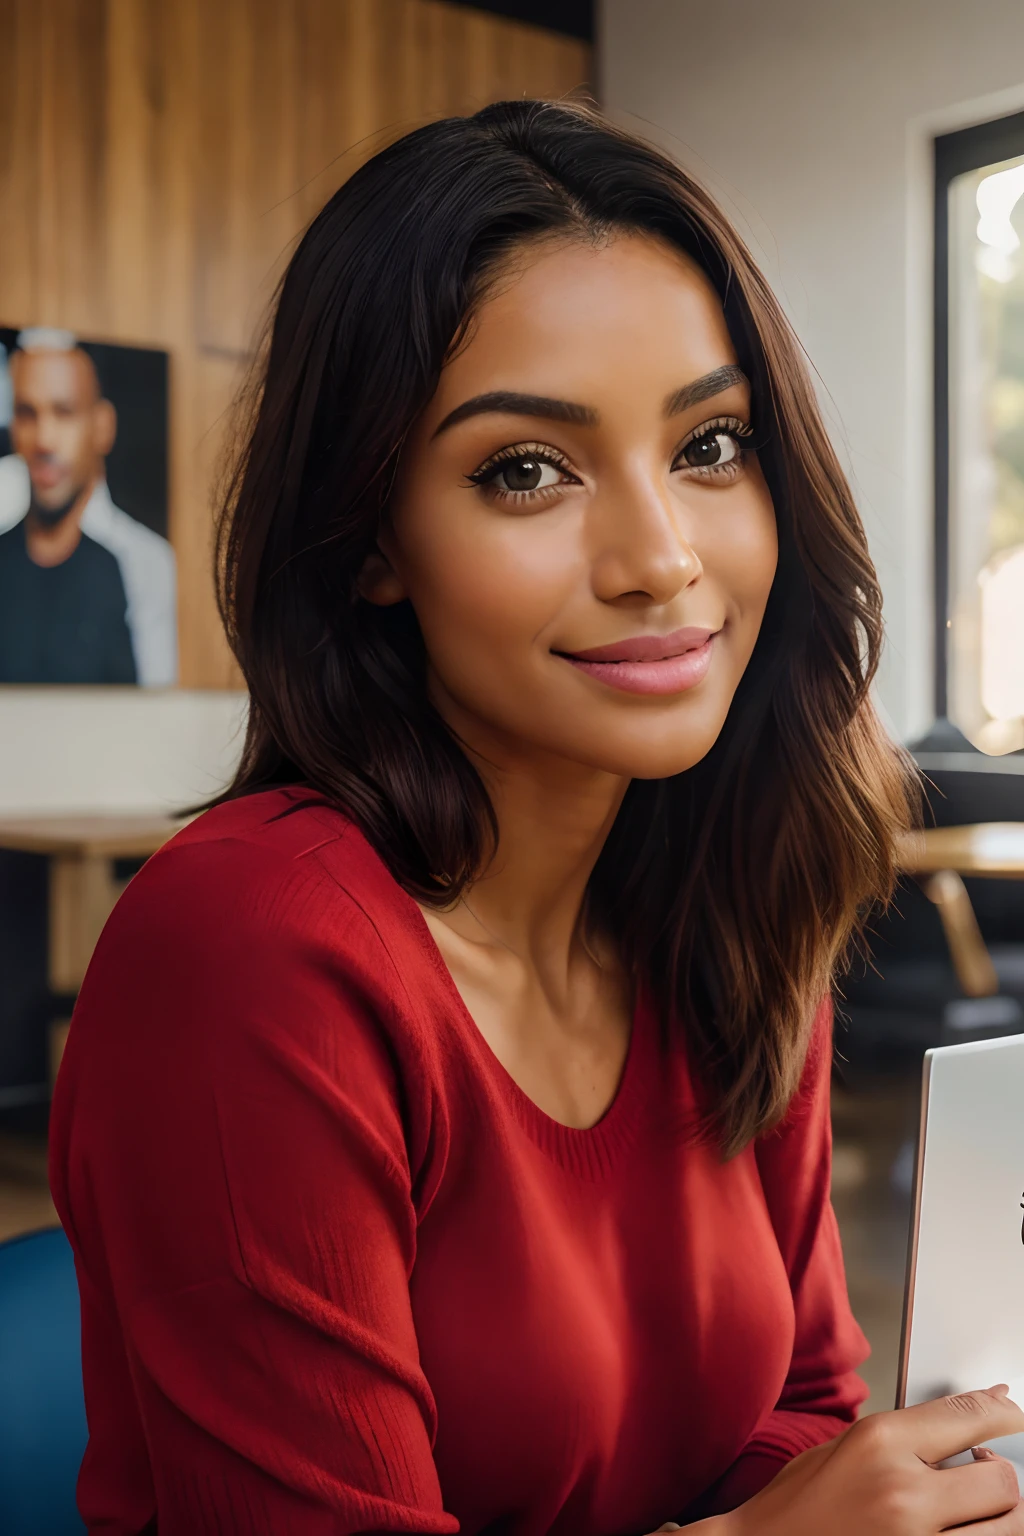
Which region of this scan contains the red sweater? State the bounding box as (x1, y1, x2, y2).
(49, 787, 868, 1535)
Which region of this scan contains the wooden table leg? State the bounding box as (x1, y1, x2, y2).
(922, 868, 999, 998)
(48, 852, 122, 1083)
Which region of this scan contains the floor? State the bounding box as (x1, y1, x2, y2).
(0, 1071, 918, 1415)
(831, 1068, 919, 1412)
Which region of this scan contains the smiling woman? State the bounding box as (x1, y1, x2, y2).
(50, 101, 1023, 1536)
(361, 235, 775, 785)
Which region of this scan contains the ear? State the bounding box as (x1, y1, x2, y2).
(95, 398, 117, 458)
(357, 545, 407, 606)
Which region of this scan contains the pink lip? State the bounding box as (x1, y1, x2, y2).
(564, 626, 715, 663)
(30, 462, 64, 490)
(558, 627, 718, 696)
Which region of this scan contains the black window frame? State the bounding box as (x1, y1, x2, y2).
(933, 109, 1024, 723)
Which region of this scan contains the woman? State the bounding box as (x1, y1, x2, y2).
(50, 100, 1024, 1535)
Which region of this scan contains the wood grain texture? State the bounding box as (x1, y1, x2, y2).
(898, 822, 1024, 878)
(0, 1, 590, 686)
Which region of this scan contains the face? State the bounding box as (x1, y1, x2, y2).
(365, 234, 778, 782)
(10, 349, 115, 513)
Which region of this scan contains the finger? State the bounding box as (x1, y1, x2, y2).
(952, 1501, 1024, 1534)
(925, 1455, 1020, 1529)
(897, 1390, 1024, 1464)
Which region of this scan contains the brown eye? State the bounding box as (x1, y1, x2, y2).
(469, 442, 579, 500)
(499, 457, 545, 491)
(482, 455, 565, 494)
(682, 430, 740, 469)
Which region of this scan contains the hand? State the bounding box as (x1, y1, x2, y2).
(724, 1386, 1024, 1535)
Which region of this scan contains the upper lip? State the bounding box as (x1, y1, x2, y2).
(561, 626, 716, 663)
(30, 461, 63, 482)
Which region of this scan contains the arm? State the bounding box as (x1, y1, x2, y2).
(50, 836, 457, 1536)
(693, 1000, 868, 1518)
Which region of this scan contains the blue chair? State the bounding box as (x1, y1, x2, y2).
(0, 1226, 87, 1533)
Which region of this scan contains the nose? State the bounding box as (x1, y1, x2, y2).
(31, 415, 60, 455)
(588, 471, 702, 608)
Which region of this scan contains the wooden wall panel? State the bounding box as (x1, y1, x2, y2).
(0, 0, 590, 687)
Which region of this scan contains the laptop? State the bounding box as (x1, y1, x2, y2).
(897, 1032, 1024, 1475)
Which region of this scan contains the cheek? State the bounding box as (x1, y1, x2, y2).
(398, 502, 577, 665)
(65, 424, 91, 464)
(703, 488, 778, 626)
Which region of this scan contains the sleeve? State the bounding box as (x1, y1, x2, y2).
(121, 527, 178, 686)
(49, 836, 458, 1536)
(695, 999, 869, 1518)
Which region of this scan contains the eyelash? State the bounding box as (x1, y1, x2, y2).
(671, 416, 755, 481)
(467, 416, 757, 506)
(467, 442, 579, 505)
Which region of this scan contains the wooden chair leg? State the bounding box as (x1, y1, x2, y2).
(922, 868, 999, 998)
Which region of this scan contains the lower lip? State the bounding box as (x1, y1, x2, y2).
(31, 465, 63, 490)
(563, 637, 715, 696)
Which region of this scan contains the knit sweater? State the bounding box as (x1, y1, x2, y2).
(49, 786, 868, 1535)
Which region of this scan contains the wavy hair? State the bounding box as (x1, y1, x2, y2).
(215, 99, 917, 1156)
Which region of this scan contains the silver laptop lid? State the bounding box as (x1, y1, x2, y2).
(898, 1033, 1024, 1465)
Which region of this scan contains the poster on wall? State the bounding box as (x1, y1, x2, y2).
(0, 326, 175, 687)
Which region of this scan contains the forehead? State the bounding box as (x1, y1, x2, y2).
(12, 349, 98, 405)
(433, 233, 736, 415)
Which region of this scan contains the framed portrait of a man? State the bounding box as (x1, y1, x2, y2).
(0, 327, 175, 687)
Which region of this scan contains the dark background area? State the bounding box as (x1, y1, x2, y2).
(0, 328, 169, 538)
(0, 853, 48, 1126)
(445, 0, 593, 40)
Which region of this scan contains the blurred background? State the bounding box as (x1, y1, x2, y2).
(3, 0, 1024, 1434)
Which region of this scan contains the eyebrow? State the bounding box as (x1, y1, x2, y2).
(431, 365, 749, 439)
(663, 364, 748, 416)
(432, 391, 598, 437)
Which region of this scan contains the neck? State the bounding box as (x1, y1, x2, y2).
(24, 476, 97, 568)
(436, 691, 629, 984)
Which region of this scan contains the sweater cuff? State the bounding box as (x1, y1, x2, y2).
(697, 1410, 849, 1517)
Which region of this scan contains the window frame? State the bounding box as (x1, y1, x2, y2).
(933, 109, 1024, 723)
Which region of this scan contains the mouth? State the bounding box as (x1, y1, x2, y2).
(555, 625, 719, 697)
(29, 461, 66, 492)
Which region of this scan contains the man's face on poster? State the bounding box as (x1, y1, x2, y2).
(10, 349, 117, 520)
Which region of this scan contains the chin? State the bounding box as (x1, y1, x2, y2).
(574, 701, 731, 780)
(618, 749, 719, 781)
(564, 729, 727, 782)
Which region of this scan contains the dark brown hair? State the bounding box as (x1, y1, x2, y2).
(216, 99, 917, 1156)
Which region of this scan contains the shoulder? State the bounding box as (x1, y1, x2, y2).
(56, 792, 454, 1221)
(92, 788, 434, 1034)
(0, 453, 29, 522)
(82, 497, 175, 574)
(122, 786, 405, 937)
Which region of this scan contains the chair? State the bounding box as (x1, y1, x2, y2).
(0, 1226, 87, 1534)
(840, 758, 1024, 1071)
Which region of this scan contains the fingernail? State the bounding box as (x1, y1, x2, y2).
(973, 1446, 996, 1460)
(987, 1384, 1011, 1396)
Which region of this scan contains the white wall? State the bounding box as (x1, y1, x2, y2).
(601, 0, 1024, 740)
(0, 690, 247, 815)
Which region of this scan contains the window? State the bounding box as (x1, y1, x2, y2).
(937, 111, 1024, 753)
